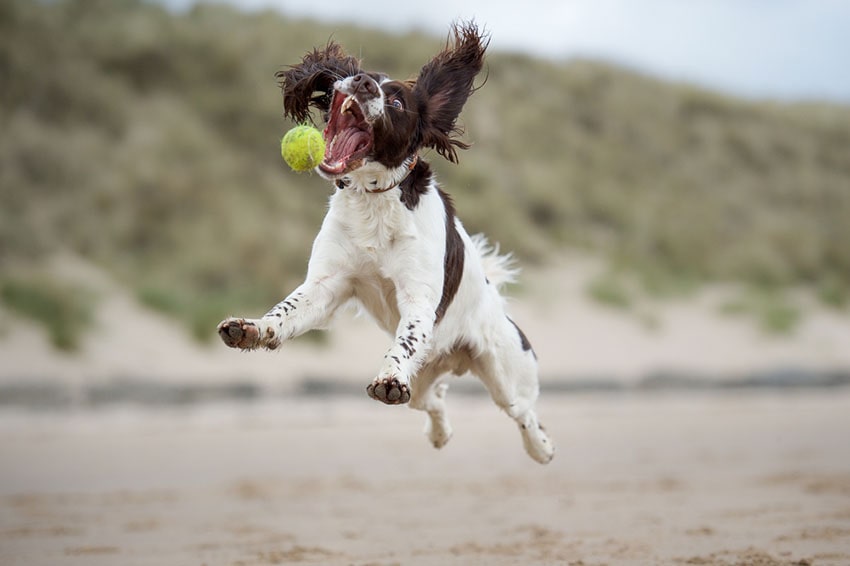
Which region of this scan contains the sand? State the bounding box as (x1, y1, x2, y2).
(2, 391, 849, 566)
(2, 256, 850, 564)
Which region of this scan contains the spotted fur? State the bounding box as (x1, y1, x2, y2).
(218, 22, 553, 464)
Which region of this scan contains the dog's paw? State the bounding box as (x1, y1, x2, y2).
(366, 376, 410, 405)
(520, 422, 555, 465)
(425, 418, 453, 449)
(218, 318, 261, 350)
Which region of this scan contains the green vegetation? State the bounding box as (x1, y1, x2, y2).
(587, 271, 633, 310)
(719, 289, 803, 335)
(2, 0, 848, 344)
(0, 277, 94, 351)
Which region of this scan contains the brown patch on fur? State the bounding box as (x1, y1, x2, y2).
(508, 317, 535, 356)
(399, 159, 432, 210)
(435, 190, 464, 324)
(413, 22, 489, 163)
(275, 42, 362, 126)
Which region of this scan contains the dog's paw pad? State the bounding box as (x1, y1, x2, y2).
(218, 318, 261, 350)
(367, 377, 410, 405)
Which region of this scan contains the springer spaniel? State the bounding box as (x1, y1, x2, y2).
(218, 22, 554, 464)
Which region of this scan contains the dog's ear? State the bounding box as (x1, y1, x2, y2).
(276, 41, 362, 125)
(413, 21, 489, 163)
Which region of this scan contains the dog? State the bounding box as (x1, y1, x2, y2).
(218, 22, 554, 464)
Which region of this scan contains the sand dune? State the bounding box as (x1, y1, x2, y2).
(2, 255, 849, 397)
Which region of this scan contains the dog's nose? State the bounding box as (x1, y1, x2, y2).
(351, 73, 379, 97)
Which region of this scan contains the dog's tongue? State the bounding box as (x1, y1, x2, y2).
(321, 92, 372, 175)
(327, 127, 370, 165)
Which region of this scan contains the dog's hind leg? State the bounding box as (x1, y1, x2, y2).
(472, 317, 554, 464)
(408, 367, 453, 449)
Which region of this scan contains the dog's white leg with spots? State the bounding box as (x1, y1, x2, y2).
(367, 292, 437, 405)
(367, 239, 442, 405)
(218, 220, 352, 350)
(472, 316, 554, 464)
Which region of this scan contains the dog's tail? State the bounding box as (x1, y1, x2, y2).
(470, 233, 519, 291)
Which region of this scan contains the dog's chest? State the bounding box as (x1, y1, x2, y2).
(327, 189, 415, 331)
(334, 189, 412, 257)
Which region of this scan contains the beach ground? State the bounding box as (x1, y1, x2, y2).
(2, 390, 849, 565)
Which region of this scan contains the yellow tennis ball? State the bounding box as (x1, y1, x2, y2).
(280, 125, 325, 172)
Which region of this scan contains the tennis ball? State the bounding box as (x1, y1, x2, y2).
(280, 124, 325, 172)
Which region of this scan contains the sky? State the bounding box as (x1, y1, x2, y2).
(161, 0, 850, 103)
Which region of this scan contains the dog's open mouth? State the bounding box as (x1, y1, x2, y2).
(320, 91, 373, 176)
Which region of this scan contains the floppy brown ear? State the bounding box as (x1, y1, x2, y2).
(413, 21, 489, 163)
(275, 42, 362, 125)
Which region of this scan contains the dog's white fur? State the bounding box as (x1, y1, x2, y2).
(218, 32, 553, 464)
(219, 166, 554, 463)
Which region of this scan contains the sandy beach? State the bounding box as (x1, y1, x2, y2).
(2, 390, 849, 566)
(2, 258, 850, 564)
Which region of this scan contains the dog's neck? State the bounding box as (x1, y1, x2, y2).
(333, 155, 419, 194)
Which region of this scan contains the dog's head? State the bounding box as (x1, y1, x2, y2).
(276, 22, 488, 180)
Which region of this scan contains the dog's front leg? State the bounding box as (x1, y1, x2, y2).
(367, 278, 439, 406)
(218, 274, 349, 350)
(218, 223, 352, 350)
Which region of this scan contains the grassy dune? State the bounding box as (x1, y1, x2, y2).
(2, 0, 848, 345)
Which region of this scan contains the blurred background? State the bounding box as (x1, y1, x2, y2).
(1, 0, 849, 403)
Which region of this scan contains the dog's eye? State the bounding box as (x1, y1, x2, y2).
(390, 97, 404, 110)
